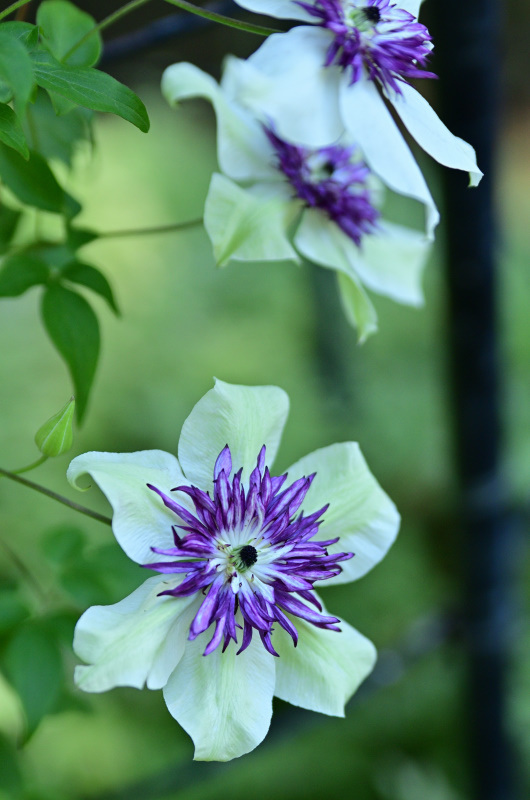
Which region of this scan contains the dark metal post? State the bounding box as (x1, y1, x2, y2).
(431, 1, 517, 798)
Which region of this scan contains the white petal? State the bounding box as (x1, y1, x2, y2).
(147, 599, 199, 689)
(349, 221, 431, 306)
(232, 0, 313, 20)
(273, 609, 376, 716)
(284, 442, 400, 584)
(339, 78, 439, 237)
(204, 173, 300, 266)
(178, 379, 289, 491)
(67, 451, 186, 564)
(74, 576, 192, 692)
(387, 83, 483, 187)
(161, 62, 275, 182)
(242, 28, 343, 146)
(163, 632, 275, 761)
(399, 0, 423, 15)
(294, 208, 378, 341)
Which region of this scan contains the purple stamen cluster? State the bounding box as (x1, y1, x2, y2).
(297, 0, 436, 93)
(145, 445, 353, 657)
(264, 125, 379, 245)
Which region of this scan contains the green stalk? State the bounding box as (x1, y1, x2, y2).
(0, 0, 31, 22)
(163, 0, 280, 35)
(99, 217, 203, 239)
(0, 467, 112, 527)
(62, 0, 155, 62)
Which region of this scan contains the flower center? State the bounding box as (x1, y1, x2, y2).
(264, 125, 379, 246)
(145, 444, 354, 657)
(296, 0, 436, 93)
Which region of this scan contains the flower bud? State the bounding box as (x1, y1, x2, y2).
(35, 397, 75, 457)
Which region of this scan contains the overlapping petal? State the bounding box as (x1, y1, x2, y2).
(67, 450, 186, 564)
(178, 378, 289, 491)
(163, 629, 275, 761)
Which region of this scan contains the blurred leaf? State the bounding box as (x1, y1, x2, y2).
(41, 524, 85, 565)
(0, 733, 21, 794)
(0, 205, 21, 254)
(0, 144, 79, 216)
(0, 103, 28, 159)
(0, 590, 30, 636)
(40, 609, 78, 644)
(37, 0, 102, 68)
(0, 31, 35, 116)
(60, 565, 109, 607)
(2, 622, 63, 735)
(0, 252, 49, 297)
(23, 89, 92, 166)
(62, 261, 119, 314)
(41, 284, 100, 423)
(89, 544, 150, 602)
(31, 51, 150, 132)
(66, 226, 98, 250)
(31, 242, 75, 269)
(0, 22, 39, 50)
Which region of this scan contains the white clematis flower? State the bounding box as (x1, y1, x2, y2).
(229, 0, 483, 238)
(69, 379, 400, 761)
(162, 62, 431, 342)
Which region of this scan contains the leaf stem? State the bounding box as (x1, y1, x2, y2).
(12, 455, 49, 475)
(0, 0, 30, 22)
(163, 0, 280, 35)
(98, 217, 203, 239)
(62, 0, 155, 62)
(0, 467, 112, 527)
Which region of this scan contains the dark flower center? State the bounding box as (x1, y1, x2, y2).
(361, 5, 380, 23)
(238, 544, 258, 568)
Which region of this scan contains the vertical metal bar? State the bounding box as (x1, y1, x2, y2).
(430, 1, 517, 798)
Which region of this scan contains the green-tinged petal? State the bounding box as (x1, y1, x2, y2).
(178, 379, 289, 491)
(232, 0, 312, 20)
(74, 576, 192, 692)
(273, 607, 376, 715)
(339, 78, 439, 238)
(147, 599, 199, 689)
(242, 28, 343, 147)
(163, 630, 275, 761)
(294, 207, 378, 341)
(386, 83, 483, 187)
(67, 450, 187, 564)
(400, 0, 423, 15)
(336, 271, 378, 342)
(349, 221, 431, 307)
(161, 62, 274, 182)
(284, 443, 400, 584)
(204, 173, 299, 266)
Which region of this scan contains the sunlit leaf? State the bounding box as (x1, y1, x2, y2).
(37, 0, 102, 68)
(41, 284, 100, 423)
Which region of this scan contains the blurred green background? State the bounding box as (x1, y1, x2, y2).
(1, 10, 530, 799)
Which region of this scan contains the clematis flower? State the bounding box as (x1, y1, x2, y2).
(162, 62, 431, 341)
(68, 379, 399, 761)
(229, 0, 483, 237)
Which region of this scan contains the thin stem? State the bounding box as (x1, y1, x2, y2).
(62, 0, 154, 62)
(0, 467, 112, 527)
(12, 455, 48, 475)
(0, 0, 30, 22)
(98, 217, 203, 239)
(0, 539, 49, 603)
(163, 0, 280, 35)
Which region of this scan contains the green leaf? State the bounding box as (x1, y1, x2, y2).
(0, 144, 80, 216)
(2, 622, 63, 736)
(67, 225, 98, 250)
(37, 0, 102, 68)
(60, 564, 109, 607)
(0, 205, 21, 255)
(23, 89, 92, 166)
(0, 733, 21, 794)
(42, 524, 85, 564)
(31, 51, 150, 132)
(0, 22, 39, 51)
(41, 284, 100, 423)
(0, 31, 35, 116)
(0, 102, 28, 158)
(0, 252, 49, 297)
(62, 261, 119, 314)
(0, 590, 30, 636)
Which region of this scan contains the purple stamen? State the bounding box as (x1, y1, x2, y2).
(296, 0, 437, 94)
(144, 445, 353, 656)
(264, 125, 379, 246)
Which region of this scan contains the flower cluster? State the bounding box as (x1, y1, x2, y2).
(69, 380, 400, 761)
